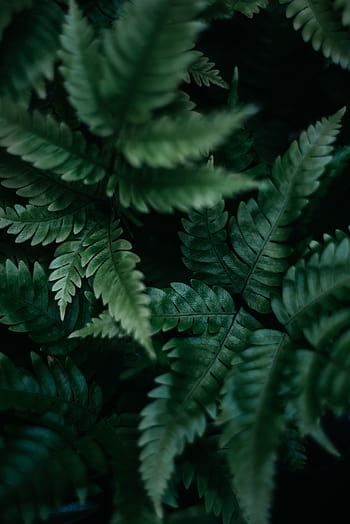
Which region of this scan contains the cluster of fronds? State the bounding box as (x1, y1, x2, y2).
(1, 1, 350, 524)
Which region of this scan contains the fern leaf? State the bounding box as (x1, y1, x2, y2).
(0, 204, 87, 246)
(139, 307, 260, 516)
(180, 199, 237, 286)
(184, 51, 228, 88)
(0, 260, 85, 354)
(221, 109, 344, 313)
(80, 220, 153, 355)
(0, 150, 103, 211)
(181, 435, 248, 524)
(118, 165, 256, 214)
(99, 0, 205, 129)
(0, 99, 107, 184)
(148, 279, 235, 335)
(0, 1, 63, 98)
(0, 352, 102, 423)
(59, 1, 112, 136)
(335, 0, 350, 26)
(271, 235, 350, 441)
(69, 310, 122, 339)
(280, 0, 350, 68)
(49, 228, 94, 320)
(118, 109, 252, 168)
(272, 235, 350, 337)
(218, 329, 294, 524)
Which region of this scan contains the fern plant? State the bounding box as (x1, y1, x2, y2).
(1, 1, 350, 523)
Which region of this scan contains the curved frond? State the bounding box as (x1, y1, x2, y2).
(223, 109, 344, 313)
(118, 165, 257, 214)
(59, 1, 112, 136)
(0, 260, 86, 354)
(138, 307, 260, 516)
(49, 228, 94, 320)
(0, 1, 63, 99)
(99, 0, 205, 129)
(0, 99, 107, 184)
(118, 109, 251, 168)
(81, 220, 153, 354)
(0, 204, 87, 246)
(280, 0, 350, 68)
(184, 51, 228, 88)
(0, 150, 103, 211)
(218, 329, 294, 524)
(70, 310, 122, 339)
(148, 279, 235, 335)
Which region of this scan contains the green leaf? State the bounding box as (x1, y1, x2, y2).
(138, 307, 260, 516)
(118, 165, 257, 213)
(0, 150, 103, 212)
(118, 109, 252, 168)
(59, 1, 112, 136)
(0, 98, 107, 184)
(184, 50, 229, 88)
(204, 0, 269, 19)
(70, 310, 122, 339)
(81, 220, 153, 355)
(0, 260, 84, 354)
(222, 108, 344, 313)
(0, 204, 87, 246)
(49, 228, 92, 320)
(218, 330, 293, 524)
(148, 279, 235, 335)
(280, 0, 350, 69)
(99, 0, 205, 129)
(180, 199, 237, 286)
(0, 0, 33, 40)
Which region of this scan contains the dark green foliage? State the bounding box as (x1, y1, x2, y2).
(1, 1, 350, 523)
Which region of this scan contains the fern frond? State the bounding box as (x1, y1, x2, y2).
(99, 0, 205, 129)
(184, 51, 228, 88)
(280, 0, 350, 68)
(80, 220, 153, 355)
(70, 310, 122, 339)
(118, 163, 257, 213)
(49, 228, 94, 320)
(148, 279, 235, 335)
(0, 150, 103, 211)
(271, 235, 350, 441)
(272, 235, 350, 338)
(118, 109, 252, 168)
(335, 0, 350, 26)
(138, 308, 260, 516)
(181, 435, 248, 524)
(222, 109, 344, 313)
(59, 1, 112, 136)
(0, 1, 63, 98)
(0, 352, 102, 424)
(0, 260, 85, 354)
(180, 199, 237, 286)
(0, 204, 87, 246)
(218, 329, 294, 524)
(0, 99, 107, 184)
